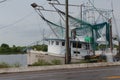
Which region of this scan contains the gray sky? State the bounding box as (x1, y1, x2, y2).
(0, 0, 119, 46)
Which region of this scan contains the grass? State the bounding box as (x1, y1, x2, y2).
(31, 59, 62, 66)
(0, 62, 10, 68)
(31, 59, 52, 66)
(0, 62, 21, 68)
(51, 59, 61, 65)
(12, 63, 21, 67)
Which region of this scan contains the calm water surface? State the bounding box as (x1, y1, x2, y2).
(0, 54, 27, 67)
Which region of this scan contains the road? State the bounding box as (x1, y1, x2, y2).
(0, 66, 120, 80)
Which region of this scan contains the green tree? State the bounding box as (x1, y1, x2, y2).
(0, 43, 11, 53)
(1, 43, 9, 48)
(0, 43, 25, 54)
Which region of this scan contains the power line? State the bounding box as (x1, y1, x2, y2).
(0, 0, 7, 3)
(0, 12, 34, 30)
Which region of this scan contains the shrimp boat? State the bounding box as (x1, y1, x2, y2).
(31, 1, 118, 61)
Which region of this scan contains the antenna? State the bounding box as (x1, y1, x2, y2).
(42, 29, 45, 44)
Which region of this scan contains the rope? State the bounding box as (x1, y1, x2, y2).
(34, 8, 59, 38)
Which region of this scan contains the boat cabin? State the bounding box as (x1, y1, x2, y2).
(45, 39, 92, 58)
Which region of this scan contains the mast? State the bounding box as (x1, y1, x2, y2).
(80, 4, 83, 21)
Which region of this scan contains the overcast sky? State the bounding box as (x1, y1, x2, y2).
(0, 0, 119, 46)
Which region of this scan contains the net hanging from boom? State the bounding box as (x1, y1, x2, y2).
(57, 9, 110, 50)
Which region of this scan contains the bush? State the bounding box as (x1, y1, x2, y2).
(83, 55, 107, 63)
(98, 55, 107, 62)
(51, 59, 61, 65)
(31, 59, 51, 66)
(89, 59, 98, 63)
(32, 44, 48, 52)
(84, 55, 91, 60)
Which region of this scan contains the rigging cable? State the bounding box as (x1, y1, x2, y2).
(32, 5, 66, 39)
(111, 0, 119, 41)
(34, 8, 59, 38)
(88, 0, 109, 20)
(50, 3, 65, 22)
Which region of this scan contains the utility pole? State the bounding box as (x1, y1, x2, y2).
(65, 0, 71, 64)
(119, 42, 120, 57)
(109, 19, 113, 52)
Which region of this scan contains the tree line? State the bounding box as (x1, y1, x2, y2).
(0, 43, 48, 54)
(0, 43, 25, 54)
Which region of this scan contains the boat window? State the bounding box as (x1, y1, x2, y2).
(51, 41, 54, 45)
(73, 51, 80, 54)
(86, 44, 90, 49)
(56, 41, 59, 45)
(62, 42, 65, 46)
(72, 42, 81, 48)
(49, 41, 50, 45)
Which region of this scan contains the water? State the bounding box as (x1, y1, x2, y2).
(0, 54, 27, 67)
